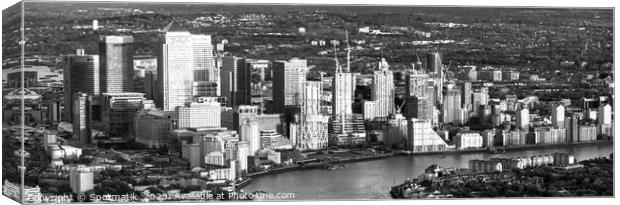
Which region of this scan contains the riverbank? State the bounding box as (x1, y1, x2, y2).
(398, 140, 614, 156)
(239, 140, 613, 189)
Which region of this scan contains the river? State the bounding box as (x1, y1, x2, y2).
(241, 143, 614, 200)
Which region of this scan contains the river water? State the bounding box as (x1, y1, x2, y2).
(242, 144, 614, 200)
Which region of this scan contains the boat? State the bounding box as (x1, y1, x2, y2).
(324, 164, 345, 171)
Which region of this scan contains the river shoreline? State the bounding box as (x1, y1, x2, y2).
(236, 140, 613, 189)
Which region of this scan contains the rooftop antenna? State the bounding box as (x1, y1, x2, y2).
(333, 44, 341, 73)
(345, 30, 351, 72)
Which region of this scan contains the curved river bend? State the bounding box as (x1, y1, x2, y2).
(242, 144, 614, 200)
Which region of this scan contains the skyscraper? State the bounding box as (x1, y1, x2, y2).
(598, 104, 612, 125)
(426, 51, 442, 74)
(551, 104, 565, 128)
(239, 118, 260, 155)
(99, 35, 134, 93)
(371, 58, 394, 118)
(156, 22, 194, 111)
(294, 81, 329, 151)
(63, 49, 99, 123)
(191, 35, 217, 81)
(442, 84, 462, 125)
(332, 72, 354, 116)
(272, 58, 308, 113)
(222, 56, 251, 106)
(72, 93, 91, 144)
(457, 81, 472, 111)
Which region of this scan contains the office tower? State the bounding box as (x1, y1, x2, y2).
(383, 113, 408, 147)
(516, 106, 530, 130)
(472, 86, 489, 115)
(458, 82, 472, 111)
(301, 81, 322, 115)
(99, 35, 134, 93)
(191, 35, 217, 82)
(144, 70, 157, 100)
(405, 71, 436, 124)
(233, 105, 259, 131)
(175, 99, 221, 129)
(551, 104, 566, 128)
(236, 141, 250, 174)
(426, 51, 442, 74)
(294, 81, 329, 151)
(328, 114, 366, 147)
(442, 84, 462, 125)
(272, 58, 308, 113)
(405, 96, 432, 121)
(134, 108, 174, 148)
(467, 68, 478, 81)
(63, 49, 99, 123)
(239, 118, 260, 155)
(69, 169, 94, 194)
(72, 93, 91, 144)
(101, 92, 145, 138)
(371, 58, 395, 118)
(222, 56, 251, 106)
(332, 72, 354, 116)
(156, 22, 194, 111)
(408, 118, 448, 152)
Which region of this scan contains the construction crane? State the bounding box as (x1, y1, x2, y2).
(345, 30, 351, 72)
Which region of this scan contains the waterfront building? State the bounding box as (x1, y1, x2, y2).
(496, 129, 527, 146)
(383, 113, 408, 147)
(294, 114, 329, 151)
(442, 83, 462, 125)
(528, 127, 566, 144)
(516, 106, 530, 130)
(63, 49, 99, 123)
(156, 22, 194, 111)
(565, 113, 580, 142)
(234, 105, 259, 131)
(328, 114, 366, 147)
(371, 58, 395, 118)
(239, 118, 260, 155)
(598, 104, 612, 135)
(72, 93, 92, 144)
(236, 141, 250, 174)
(207, 161, 236, 181)
(101, 92, 145, 138)
(99, 36, 134, 93)
(551, 104, 565, 128)
(175, 99, 221, 129)
(469, 159, 503, 173)
(272, 58, 309, 113)
(134, 105, 174, 148)
(578, 125, 597, 142)
(69, 168, 94, 194)
(481, 129, 496, 148)
(407, 118, 448, 152)
(454, 131, 483, 150)
(222, 56, 251, 106)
